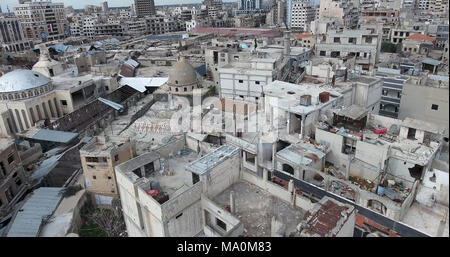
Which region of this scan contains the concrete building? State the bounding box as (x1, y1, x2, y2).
(80, 136, 136, 206)
(318, 0, 359, 29)
(237, 0, 263, 12)
(0, 138, 29, 219)
(134, 0, 156, 18)
(376, 67, 410, 119)
(360, 8, 400, 26)
(13, 1, 68, 42)
(399, 78, 449, 137)
(289, 0, 316, 31)
(0, 46, 117, 136)
(0, 15, 32, 52)
(315, 29, 381, 71)
(298, 196, 355, 237)
(390, 28, 424, 44)
(401, 33, 436, 55)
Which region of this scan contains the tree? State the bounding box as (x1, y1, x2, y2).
(381, 42, 397, 53)
(87, 198, 127, 237)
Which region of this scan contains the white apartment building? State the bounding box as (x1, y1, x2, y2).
(315, 29, 381, 71)
(290, 0, 316, 31)
(13, 1, 68, 42)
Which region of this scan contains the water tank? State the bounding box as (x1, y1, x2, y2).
(319, 92, 330, 103)
(300, 95, 311, 106)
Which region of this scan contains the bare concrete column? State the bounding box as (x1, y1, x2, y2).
(288, 179, 294, 193)
(230, 191, 235, 214)
(263, 168, 268, 181)
(346, 155, 351, 180)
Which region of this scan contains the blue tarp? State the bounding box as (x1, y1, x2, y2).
(195, 64, 206, 77)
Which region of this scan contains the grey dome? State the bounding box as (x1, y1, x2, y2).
(167, 57, 198, 87)
(0, 69, 51, 93)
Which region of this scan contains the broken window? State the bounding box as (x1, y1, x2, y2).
(192, 173, 199, 184)
(7, 154, 14, 164)
(114, 155, 119, 162)
(431, 104, 439, 110)
(367, 199, 387, 215)
(331, 51, 340, 58)
(320, 51, 326, 56)
(245, 152, 256, 165)
(334, 37, 341, 43)
(282, 164, 295, 175)
(409, 164, 424, 180)
(216, 217, 227, 231)
(407, 128, 416, 140)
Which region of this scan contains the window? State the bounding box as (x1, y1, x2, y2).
(7, 154, 14, 164)
(333, 37, 341, 43)
(349, 37, 356, 44)
(114, 155, 119, 162)
(108, 176, 112, 180)
(175, 213, 183, 219)
(431, 104, 439, 110)
(93, 175, 96, 179)
(216, 218, 227, 231)
(365, 37, 372, 43)
(238, 80, 243, 83)
(320, 51, 326, 56)
(61, 100, 67, 106)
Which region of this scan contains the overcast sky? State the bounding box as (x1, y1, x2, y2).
(1, 0, 228, 11)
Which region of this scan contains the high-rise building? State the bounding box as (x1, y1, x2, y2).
(134, 0, 156, 17)
(237, 0, 263, 13)
(318, 0, 359, 29)
(13, 1, 68, 42)
(288, 0, 315, 31)
(102, 1, 109, 13)
(203, 0, 223, 18)
(0, 15, 31, 52)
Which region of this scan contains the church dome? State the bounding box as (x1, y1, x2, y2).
(167, 56, 198, 87)
(0, 69, 51, 93)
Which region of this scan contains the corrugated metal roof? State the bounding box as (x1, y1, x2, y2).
(422, 58, 441, 66)
(124, 59, 140, 68)
(6, 187, 63, 237)
(30, 129, 79, 143)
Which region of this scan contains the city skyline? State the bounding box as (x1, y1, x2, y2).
(1, 0, 236, 11)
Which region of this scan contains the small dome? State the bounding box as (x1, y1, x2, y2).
(167, 56, 198, 87)
(0, 69, 51, 93)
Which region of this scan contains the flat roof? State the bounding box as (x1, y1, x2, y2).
(334, 104, 368, 120)
(6, 187, 63, 237)
(276, 141, 327, 167)
(186, 145, 239, 176)
(30, 129, 78, 144)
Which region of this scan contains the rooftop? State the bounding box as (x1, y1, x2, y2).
(186, 145, 239, 176)
(213, 181, 305, 237)
(263, 81, 340, 115)
(300, 196, 355, 237)
(0, 69, 51, 93)
(6, 187, 64, 237)
(406, 33, 436, 43)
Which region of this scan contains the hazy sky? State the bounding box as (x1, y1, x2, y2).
(1, 0, 227, 11)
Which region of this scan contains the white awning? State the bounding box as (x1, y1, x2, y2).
(119, 77, 168, 93)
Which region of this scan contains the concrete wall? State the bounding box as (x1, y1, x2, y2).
(387, 158, 417, 188)
(355, 140, 389, 169)
(399, 83, 449, 137)
(315, 128, 347, 169)
(335, 209, 356, 237)
(241, 169, 314, 212)
(201, 196, 244, 237)
(153, 136, 186, 159)
(201, 151, 241, 198)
